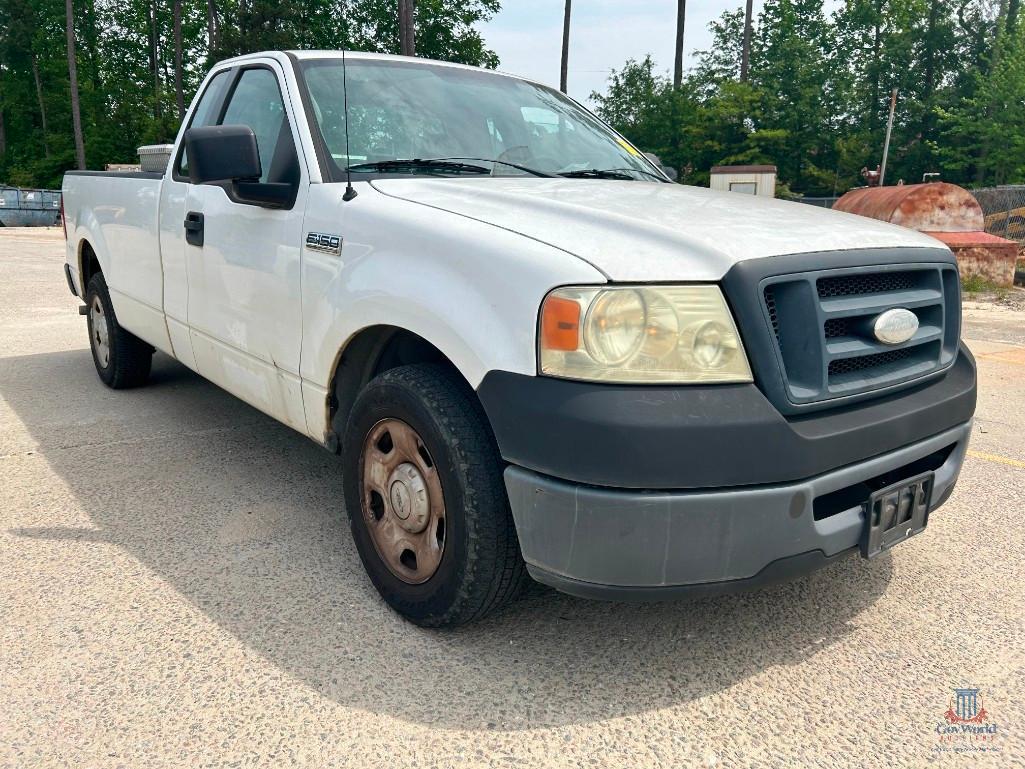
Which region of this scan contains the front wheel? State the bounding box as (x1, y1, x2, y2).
(85, 273, 153, 388)
(342, 363, 527, 627)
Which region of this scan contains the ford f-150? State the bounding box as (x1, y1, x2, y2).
(61, 50, 977, 626)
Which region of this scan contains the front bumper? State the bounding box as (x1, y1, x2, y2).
(478, 348, 977, 489)
(505, 420, 972, 599)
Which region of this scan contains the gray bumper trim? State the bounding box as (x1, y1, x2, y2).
(504, 420, 971, 594)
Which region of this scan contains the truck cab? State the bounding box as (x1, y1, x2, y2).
(62, 51, 976, 626)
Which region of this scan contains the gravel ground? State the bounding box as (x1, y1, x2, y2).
(1, 227, 1022, 768)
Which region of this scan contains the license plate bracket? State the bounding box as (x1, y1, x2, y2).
(860, 472, 934, 559)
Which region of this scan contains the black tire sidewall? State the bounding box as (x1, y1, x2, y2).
(85, 275, 116, 385)
(343, 376, 476, 623)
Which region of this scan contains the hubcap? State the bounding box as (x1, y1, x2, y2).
(361, 419, 446, 584)
(89, 295, 110, 368)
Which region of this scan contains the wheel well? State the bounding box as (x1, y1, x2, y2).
(79, 240, 101, 289)
(327, 326, 465, 451)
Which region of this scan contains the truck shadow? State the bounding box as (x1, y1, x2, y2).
(2, 349, 894, 730)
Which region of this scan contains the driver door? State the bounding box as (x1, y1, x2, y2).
(184, 62, 310, 432)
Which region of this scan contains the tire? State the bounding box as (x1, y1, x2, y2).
(85, 273, 153, 388)
(342, 363, 527, 627)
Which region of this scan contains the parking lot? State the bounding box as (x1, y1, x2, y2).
(1, 227, 1022, 768)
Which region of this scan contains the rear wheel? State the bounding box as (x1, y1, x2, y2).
(342, 363, 527, 627)
(85, 273, 153, 388)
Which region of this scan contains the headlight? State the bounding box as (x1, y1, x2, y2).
(539, 285, 752, 383)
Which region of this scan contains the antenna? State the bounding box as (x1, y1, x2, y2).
(341, 47, 358, 202)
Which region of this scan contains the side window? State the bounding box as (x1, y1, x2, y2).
(220, 68, 298, 186)
(177, 69, 230, 177)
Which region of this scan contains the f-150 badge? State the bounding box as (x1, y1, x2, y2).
(306, 232, 342, 255)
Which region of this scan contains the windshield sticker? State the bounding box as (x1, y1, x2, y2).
(617, 138, 642, 157)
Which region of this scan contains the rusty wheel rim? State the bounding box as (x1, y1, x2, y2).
(360, 418, 446, 584)
(89, 295, 110, 368)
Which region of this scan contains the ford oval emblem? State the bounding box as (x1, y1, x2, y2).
(872, 308, 919, 345)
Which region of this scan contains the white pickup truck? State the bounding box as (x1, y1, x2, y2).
(62, 50, 976, 626)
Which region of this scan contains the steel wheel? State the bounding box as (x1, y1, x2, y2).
(89, 294, 110, 369)
(360, 418, 446, 584)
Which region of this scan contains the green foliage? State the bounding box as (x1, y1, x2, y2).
(0, 0, 501, 188)
(961, 273, 1007, 294)
(936, 23, 1025, 184)
(3, 0, 1020, 195)
(592, 0, 1025, 195)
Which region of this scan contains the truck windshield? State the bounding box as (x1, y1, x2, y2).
(300, 57, 663, 182)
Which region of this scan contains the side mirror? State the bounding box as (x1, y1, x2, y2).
(183, 124, 296, 208)
(184, 125, 261, 184)
(642, 151, 679, 182)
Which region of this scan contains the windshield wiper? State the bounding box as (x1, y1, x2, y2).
(559, 168, 668, 181)
(430, 157, 555, 178)
(346, 157, 554, 178)
(347, 158, 492, 175)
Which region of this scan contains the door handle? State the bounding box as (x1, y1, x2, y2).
(184, 211, 204, 247)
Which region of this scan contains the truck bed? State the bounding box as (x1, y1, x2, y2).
(62, 170, 171, 355)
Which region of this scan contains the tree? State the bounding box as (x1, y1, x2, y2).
(691, 8, 746, 94)
(938, 22, 1025, 184)
(31, 55, 50, 158)
(674, 0, 686, 88)
(66, 0, 86, 169)
(398, 0, 416, 55)
(740, 0, 753, 80)
(149, 0, 161, 130)
(174, 0, 185, 118)
(592, 57, 697, 176)
(206, 0, 220, 59)
(560, 0, 571, 93)
(746, 0, 839, 192)
(0, 0, 502, 188)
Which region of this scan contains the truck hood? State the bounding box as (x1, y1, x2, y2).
(370, 178, 946, 281)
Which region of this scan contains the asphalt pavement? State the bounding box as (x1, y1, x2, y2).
(1, 227, 1022, 768)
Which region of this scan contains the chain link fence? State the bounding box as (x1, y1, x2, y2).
(970, 186, 1025, 244)
(798, 196, 840, 208)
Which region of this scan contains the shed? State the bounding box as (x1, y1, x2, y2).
(834, 182, 1018, 287)
(709, 165, 776, 198)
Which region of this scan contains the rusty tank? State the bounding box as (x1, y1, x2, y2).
(834, 182, 1017, 286)
(834, 182, 984, 232)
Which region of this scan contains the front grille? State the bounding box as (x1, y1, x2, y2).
(764, 286, 781, 343)
(827, 347, 913, 376)
(817, 271, 916, 298)
(823, 317, 848, 339)
(759, 265, 960, 404)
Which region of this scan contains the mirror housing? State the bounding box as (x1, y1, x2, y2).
(642, 151, 679, 182)
(183, 124, 296, 208)
(184, 124, 262, 184)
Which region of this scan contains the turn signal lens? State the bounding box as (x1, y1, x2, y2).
(540, 294, 581, 351)
(538, 285, 752, 384)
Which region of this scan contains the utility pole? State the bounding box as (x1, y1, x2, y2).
(398, 0, 415, 56)
(880, 88, 897, 186)
(560, 0, 571, 93)
(740, 0, 754, 81)
(673, 0, 686, 88)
